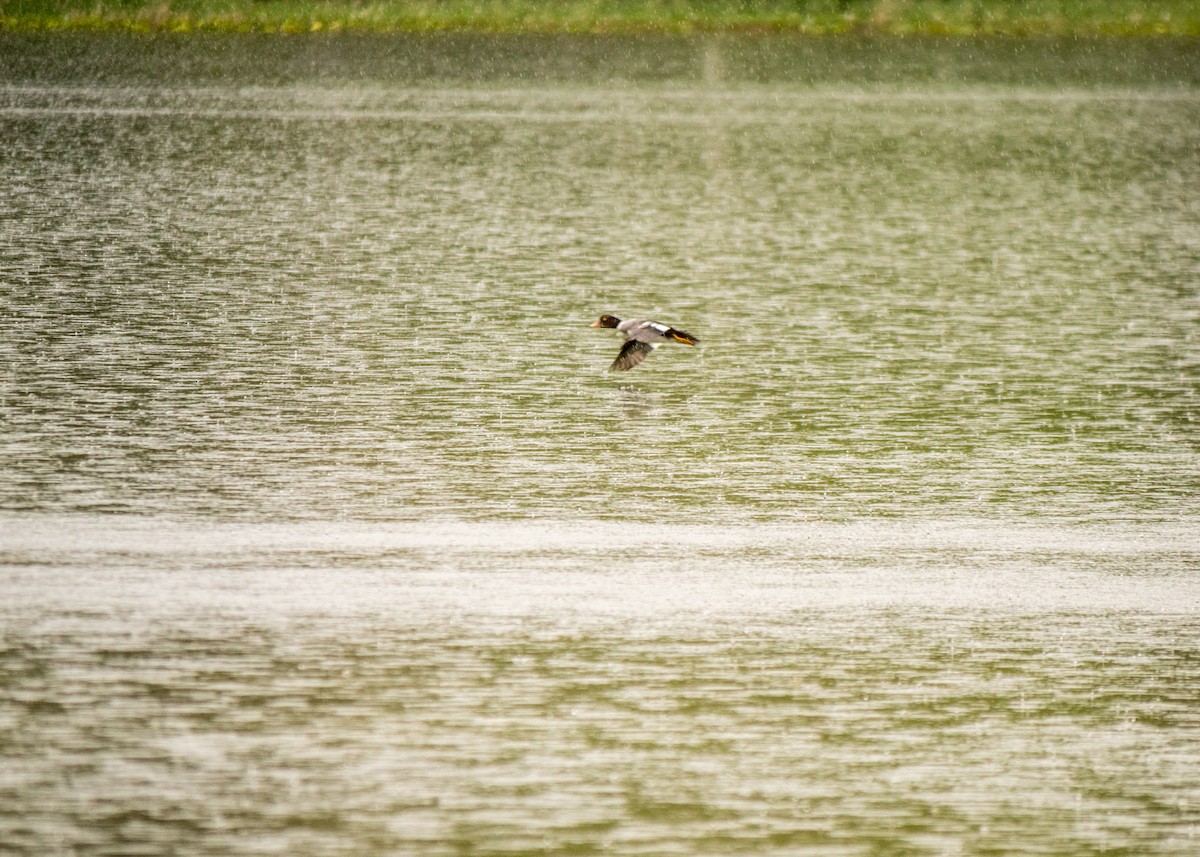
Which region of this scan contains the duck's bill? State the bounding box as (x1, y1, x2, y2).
(589, 320, 603, 327)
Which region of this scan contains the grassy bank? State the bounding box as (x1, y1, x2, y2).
(2, 1, 1199, 36)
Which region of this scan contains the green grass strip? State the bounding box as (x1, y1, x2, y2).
(2, 1, 1199, 35)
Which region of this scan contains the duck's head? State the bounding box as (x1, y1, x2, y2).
(591, 314, 620, 329)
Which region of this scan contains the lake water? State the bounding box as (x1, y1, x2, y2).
(2, 32, 1199, 855)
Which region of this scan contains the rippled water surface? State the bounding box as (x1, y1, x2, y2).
(2, 33, 1199, 856)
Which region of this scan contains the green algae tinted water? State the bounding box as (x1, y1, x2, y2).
(1, 33, 1199, 856)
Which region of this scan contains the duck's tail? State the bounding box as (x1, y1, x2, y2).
(667, 328, 699, 346)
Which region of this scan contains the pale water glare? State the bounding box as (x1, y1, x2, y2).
(2, 33, 1199, 856)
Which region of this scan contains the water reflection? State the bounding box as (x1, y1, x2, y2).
(613, 386, 662, 421)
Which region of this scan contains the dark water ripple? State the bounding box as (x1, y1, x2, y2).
(3, 80, 1198, 522)
(3, 610, 1199, 856)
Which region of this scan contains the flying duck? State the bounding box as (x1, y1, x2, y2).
(590, 314, 699, 371)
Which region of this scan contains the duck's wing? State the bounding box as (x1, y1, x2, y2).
(610, 339, 656, 371)
(626, 321, 671, 342)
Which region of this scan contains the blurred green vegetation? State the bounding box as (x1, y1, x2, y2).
(1, 1, 1198, 35)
